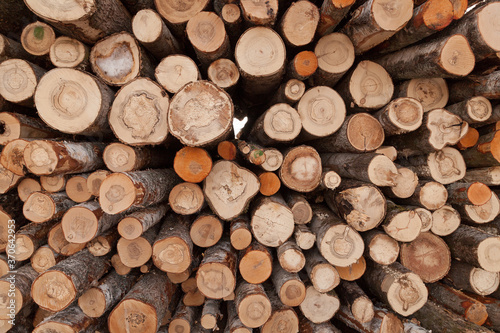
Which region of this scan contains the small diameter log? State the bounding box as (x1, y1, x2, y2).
(249, 103, 302, 146)
(239, 0, 278, 26)
(173, 147, 213, 183)
(335, 256, 367, 281)
(277, 240, 305, 273)
(340, 0, 413, 54)
(462, 131, 500, 168)
(47, 223, 86, 256)
(235, 27, 286, 97)
(459, 192, 500, 224)
(104, 143, 166, 173)
(21, 21, 55, 56)
(427, 282, 488, 325)
(310, 205, 364, 267)
(66, 174, 92, 203)
(196, 239, 237, 299)
(457, 127, 480, 150)
(280, 146, 322, 193)
(373, 98, 423, 136)
(86, 170, 110, 197)
(132, 9, 181, 59)
(362, 261, 428, 316)
(383, 166, 418, 199)
(448, 96, 493, 125)
(170, 183, 205, 215)
(300, 285, 340, 324)
(33, 305, 103, 333)
(447, 260, 500, 296)
(221, 4, 243, 45)
(250, 195, 295, 247)
(49, 36, 90, 70)
(31, 245, 63, 273)
(0, 33, 38, 64)
(279, 0, 319, 48)
(0, 264, 38, 319)
(261, 148, 284, 172)
(270, 79, 306, 105)
(0, 59, 46, 107)
(0, 112, 58, 145)
(208, 58, 240, 93)
(31, 249, 110, 312)
(382, 201, 422, 242)
(411, 299, 494, 333)
(336, 305, 403, 333)
(109, 78, 170, 146)
(186, 12, 231, 68)
(337, 280, 374, 324)
(387, 108, 468, 156)
(169, 303, 198, 333)
(448, 70, 500, 103)
(201, 299, 221, 330)
(108, 269, 177, 333)
(230, 217, 252, 250)
(400, 232, 451, 283)
(111, 254, 131, 276)
(24, 140, 105, 176)
(14, 221, 54, 262)
(154, 0, 209, 37)
(296, 86, 346, 139)
(261, 285, 299, 333)
(316, 0, 355, 36)
(431, 205, 461, 236)
(446, 182, 492, 206)
(394, 77, 448, 112)
(0, 139, 31, 177)
(304, 247, 340, 293)
(464, 293, 500, 332)
(35, 68, 114, 136)
(444, 224, 500, 272)
(312, 113, 385, 154)
(414, 207, 433, 232)
(23, 192, 74, 224)
(397, 181, 447, 210)
(155, 55, 201, 94)
(168, 80, 233, 147)
(17, 178, 41, 202)
(225, 301, 252, 333)
(118, 203, 169, 240)
(284, 192, 312, 225)
(99, 169, 180, 214)
(117, 225, 159, 268)
(288, 51, 318, 81)
(190, 213, 223, 247)
(204, 160, 260, 220)
(259, 172, 281, 196)
(375, 34, 475, 80)
(217, 141, 237, 161)
(78, 271, 137, 318)
(90, 32, 154, 86)
(234, 281, 272, 328)
(362, 229, 399, 266)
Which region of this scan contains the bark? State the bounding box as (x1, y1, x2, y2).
(14, 221, 55, 262)
(269, 79, 306, 105)
(200, 299, 221, 330)
(304, 247, 340, 293)
(447, 70, 500, 103)
(446, 260, 500, 296)
(239, 0, 278, 26)
(0, 59, 46, 107)
(295, 224, 316, 250)
(336, 305, 404, 333)
(21, 21, 55, 56)
(447, 96, 493, 124)
(0, 0, 35, 37)
(65, 174, 93, 203)
(225, 301, 252, 333)
(362, 229, 400, 265)
(461, 131, 500, 168)
(284, 192, 312, 225)
(169, 303, 198, 333)
(316, 0, 356, 36)
(33, 305, 104, 333)
(0, 264, 38, 319)
(103, 143, 167, 173)
(396, 180, 448, 210)
(337, 280, 374, 324)
(234, 281, 272, 328)
(0, 113, 58, 146)
(23, 192, 75, 224)
(277, 240, 305, 273)
(118, 203, 169, 240)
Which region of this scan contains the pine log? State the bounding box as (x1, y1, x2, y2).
(190, 212, 223, 247)
(337, 280, 374, 324)
(33, 305, 104, 333)
(65, 174, 92, 203)
(208, 58, 240, 93)
(169, 182, 204, 215)
(0, 59, 46, 107)
(0, 264, 38, 320)
(249, 103, 302, 146)
(17, 178, 41, 202)
(86, 170, 110, 197)
(108, 268, 177, 333)
(173, 147, 212, 183)
(0, 112, 58, 146)
(288, 51, 318, 81)
(304, 247, 340, 293)
(300, 285, 340, 324)
(446, 181, 492, 206)
(117, 224, 159, 268)
(112, 79, 170, 145)
(234, 281, 272, 328)
(446, 260, 500, 296)
(49, 36, 90, 70)
(99, 169, 180, 214)
(14, 221, 55, 262)
(258, 172, 281, 196)
(225, 301, 252, 333)
(30, 245, 63, 273)
(296, 86, 346, 138)
(277, 240, 305, 273)
(155, 55, 201, 94)
(230, 216, 252, 250)
(217, 141, 237, 161)
(21, 21, 55, 57)
(462, 131, 500, 168)
(234, 27, 286, 97)
(463, 292, 500, 332)
(261, 285, 299, 333)
(269, 79, 306, 105)
(382, 201, 422, 242)
(400, 232, 451, 283)
(31, 249, 110, 312)
(362, 229, 399, 266)
(449, 70, 500, 103)
(316, 0, 355, 36)
(279, 0, 319, 48)
(47, 223, 86, 256)
(196, 239, 237, 299)
(335, 305, 403, 333)
(394, 77, 449, 112)
(200, 299, 221, 330)
(23, 192, 74, 224)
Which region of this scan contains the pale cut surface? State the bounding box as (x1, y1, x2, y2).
(32, 246, 58, 273)
(383, 210, 422, 242)
(431, 205, 461, 236)
(321, 224, 364, 267)
(33, 322, 75, 333)
(297, 86, 346, 137)
(23, 192, 55, 223)
(61, 206, 98, 243)
(240, 0, 278, 26)
(315, 33, 355, 74)
(252, 201, 294, 247)
(240, 251, 272, 284)
(153, 237, 191, 273)
(155, 0, 209, 24)
(109, 78, 170, 145)
(420, 181, 448, 210)
(109, 299, 158, 333)
(428, 147, 466, 184)
(338, 185, 386, 231)
(50, 37, 86, 68)
(311, 264, 339, 292)
(280, 146, 322, 193)
(66, 175, 92, 203)
(103, 143, 138, 172)
(415, 208, 432, 232)
(347, 113, 385, 152)
(261, 308, 299, 333)
(478, 237, 500, 272)
(367, 155, 398, 187)
(0, 281, 23, 318)
(406, 78, 448, 112)
(281, 0, 319, 46)
(35, 68, 105, 134)
(207, 58, 240, 89)
(0, 114, 25, 145)
(99, 173, 135, 214)
(190, 215, 223, 247)
(391, 167, 418, 198)
(186, 11, 227, 53)
(373, 0, 414, 31)
(17, 178, 41, 202)
(197, 262, 235, 299)
(24, 0, 96, 22)
(466, 96, 493, 122)
(78, 287, 106, 317)
(14, 235, 33, 261)
(0, 59, 37, 103)
(465, 192, 500, 224)
(261, 149, 283, 172)
(132, 9, 163, 43)
(32, 271, 76, 311)
(478, 2, 500, 51)
(155, 55, 200, 94)
(264, 103, 302, 142)
(117, 237, 152, 268)
(21, 22, 56, 56)
(386, 272, 428, 316)
(235, 27, 286, 76)
(387, 98, 423, 132)
(87, 170, 109, 196)
(238, 294, 272, 328)
(439, 35, 475, 76)
(470, 268, 500, 295)
(300, 285, 340, 324)
(170, 183, 204, 215)
(279, 280, 306, 307)
(350, 61, 393, 109)
(368, 234, 399, 265)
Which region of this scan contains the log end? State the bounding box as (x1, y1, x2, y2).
(32, 270, 76, 312)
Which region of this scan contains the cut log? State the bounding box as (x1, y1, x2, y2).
(225, 301, 252, 333)
(309, 205, 364, 267)
(362, 261, 428, 316)
(47, 223, 86, 256)
(118, 224, 160, 268)
(431, 204, 461, 236)
(336, 305, 403, 333)
(269, 79, 306, 105)
(190, 213, 223, 247)
(154, 0, 209, 37)
(304, 247, 340, 293)
(296, 86, 346, 138)
(108, 268, 177, 333)
(261, 148, 284, 172)
(335, 256, 366, 281)
(400, 232, 451, 283)
(17, 178, 41, 202)
(49, 36, 90, 70)
(239, 240, 273, 283)
(33, 304, 104, 333)
(132, 9, 181, 59)
(462, 131, 500, 168)
(446, 260, 500, 296)
(373, 98, 423, 136)
(382, 201, 422, 242)
(383, 166, 418, 199)
(397, 180, 448, 211)
(31, 249, 110, 312)
(316, 0, 355, 36)
(0, 33, 38, 65)
(0, 163, 21, 194)
(458, 192, 500, 224)
(155, 55, 201, 94)
(249, 103, 302, 146)
(169, 182, 205, 215)
(104, 143, 166, 173)
(90, 32, 154, 86)
(0, 59, 46, 107)
(235, 27, 286, 97)
(208, 58, 240, 93)
(99, 169, 180, 214)
(0, 112, 58, 146)
(173, 147, 213, 183)
(23, 192, 74, 223)
(78, 270, 137, 318)
(415, 207, 434, 231)
(234, 281, 272, 328)
(277, 240, 305, 273)
(337, 280, 374, 324)
(375, 34, 475, 80)
(280, 146, 322, 192)
(221, 4, 243, 45)
(261, 285, 299, 333)
(446, 182, 492, 206)
(457, 127, 480, 150)
(279, 0, 319, 48)
(284, 192, 312, 225)
(31, 245, 63, 273)
(14, 220, 54, 262)
(288, 51, 318, 81)
(394, 77, 448, 112)
(0, 138, 31, 178)
(65, 174, 92, 203)
(87, 229, 119, 257)
(196, 239, 237, 299)
(239, 0, 278, 26)
(449, 70, 500, 104)
(21, 21, 55, 57)
(169, 303, 198, 333)
(230, 216, 252, 250)
(236, 140, 267, 166)
(110, 254, 131, 276)
(86, 170, 110, 197)
(362, 229, 400, 265)
(168, 80, 233, 147)
(200, 299, 221, 330)
(109, 78, 170, 145)
(0, 264, 38, 319)
(464, 292, 500, 332)
(300, 317, 341, 333)
(217, 141, 237, 161)
(448, 96, 493, 125)
(258, 172, 281, 196)
(300, 285, 340, 324)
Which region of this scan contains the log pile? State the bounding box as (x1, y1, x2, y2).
(0, 0, 499, 332)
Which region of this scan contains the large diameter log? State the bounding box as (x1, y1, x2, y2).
(250, 195, 294, 247)
(24, 140, 105, 176)
(33, 305, 103, 333)
(117, 225, 159, 268)
(168, 80, 233, 147)
(99, 169, 180, 214)
(0, 264, 38, 320)
(337, 280, 374, 324)
(429, 204, 460, 236)
(363, 261, 428, 316)
(280, 146, 322, 193)
(400, 232, 451, 283)
(395, 77, 448, 112)
(118, 203, 168, 240)
(336, 305, 404, 333)
(23, 192, 74, 224)
(0, 112, 58, 145)
(300, 285, 340, 324)
(203, 160, 260, 220)
(279, 0, 319, 48)
(108, 268, 177, 333)
(31, 249, 110, 312)
(190, 212, 223, 247)
(382, 201, 422, 242)
(234, 281, 272, 328)
(109, 78, 170, 145)
(374, 34, 475, 79)
(444, 224, 500, 272)
(446, 260, 500, 296)
(155, 55, 201, 94)
(448, 71, 500, 103)
(49, 36, 90, 70)
(239, 240, 272, 284)
(362, 229, 399, 266)
(235, 27, 286, 97)
(0, 59, 46, 107)
(373, 98, 423, 136)
(196, 239, 237, 299)
(341, 0, 413, 54)
(249, 103, 302, 146)
(316, 0, 355, 36)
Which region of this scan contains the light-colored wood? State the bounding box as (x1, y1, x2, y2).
(190, 213, 223, 247)
(261, 286, 299, 333)
(155, 0, 209, 37)
(65, 174, 92, 203)
(261, 148, 284, 172)
(86, 170, 110, 197)
(448, 96, 493, 124)
(225, 300, 252, 333)
(382, 201, 422, 242)
(447, 259, 500, 296)
(0, 264, 38, 320)
(431, 205, 461, 236)
(277, 240, 305, 273)
(362, 229, 399, 265)
(0, 163, 21, 194)
(279, 0, 319, 47)
(304, 247, 340, 293)
(459, 192, 500, 224)
(117, 225, 159, 268)
(14, 220, 55, 261)
(395, 77, 448, 112)
(239, 240, 272, 284)
(294, 224, 316, 250)
(221, 4, 243, 45)
(375, 146, 397, 161)
(40, 175, 67, 193)
(300, 285, 340, 324)
(234, 281, 272, 328)
(416, 208, 433, 232)
(0, 139, 31, 177)
(0, 59, 46, 107)
(49, 36, 90, 70)
(280, 146, 322, 193)
(21, 21, 55, 56)
(374, 97, 423, 136)
(0, 112, 58, 146)
(337, 280, 374, 324)
(249, 103, 302, 146)
(47, 223, 86, 256)
(230, 217, 252, 250)
(87, 229, 119, 257)
(111, 254, 131, 276)
(316, 0, 355, 36)
(173, 147, 213, 183)
(155, 55, 201, 94)
(284, 192, 312, 225)
(33, 304, 103, 333)
(23, 192, 74, 224)
(208, 58, 240, 92)
(398, 180, 448, 211)
(104, 143, 166, 172)
(269, 79, 306, 105)
(239, 0, 278, 26)
(31, 245, 62, 273)
(0, 33, 38, 64)
(299, 317, 341, 333)
(17, 178, 41, 202)
(200, 299, 221, 330)
(169, 182, 205, 215)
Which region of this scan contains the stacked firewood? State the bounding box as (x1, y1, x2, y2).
(0, 0, 500, 332)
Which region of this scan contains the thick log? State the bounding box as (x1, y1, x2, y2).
(394, 77, 448, 112)
(0, 264, 38, 320)
(30, 245, 63, 273)
(279, 0, 319, 48)
(382, 201, 422, 242)
(230, 216, 252, 250)
(316, 0, 355, 36)
(23, 192, 74, 224)
(21, 21, 55, 57)
(373, 98, 423, 136)
(17, 178, 41, 202)
(33, 305, 103, 333)
(65, 174, 92, 203)
(288, 51, 318, 81)
(117, 224, 159, 268)
(118, 203, 168, 240)
(108, 268, 177, 333)
(362, 229, 399, 266)
(280, 146, 322, 192)
(431, 204, 461, 236)
(208, 58, 240, 93)
(277, 240, 305, 273)
(0, 112, 58, 146)
(337, 280, 374, 324)
(249, 103, 302, 146)
(448, 70, 500, 103)
(446, 260, 500, 296)
(234, 281, 272, 328)
(335, 305, 404, 333)
(382, 166, 418, 199)
(86, 170, 110, 197)
(0, 59, 46, 107)
(300, 285, 340, 324)
(155, 55, 201, 94)
(169, 182, 205, 215)
(47, 223, 86, 256)
(239, 240, 272, 284)
(200, 299, 221, 330)
(49, 36, 90, 70)
(14, 221, 54, 262)
(173, 147, 212, 183)
(155, 0, 209, 37)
